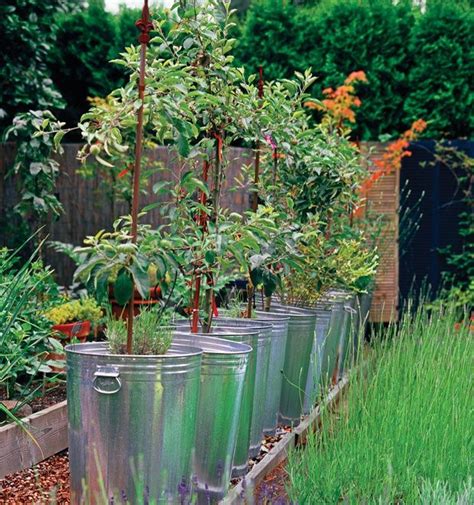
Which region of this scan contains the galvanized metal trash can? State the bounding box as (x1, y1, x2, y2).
(253, 311, 290, 436)
(334, 292, 357, 378)
(66, 342, 203, 504)
(318, 294, 345, 390)
(175, 322, 258, 478)
(211, 317, 273, 459)
(302, 301, 332, 414)
(353, 291, 372, 358)
(264, 306, 316, 425)
(173, 332, 251, 502)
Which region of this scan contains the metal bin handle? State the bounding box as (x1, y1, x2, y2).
(93, 365, 121, 394)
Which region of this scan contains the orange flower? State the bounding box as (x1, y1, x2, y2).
(374, 119, 427, 174)
(306, 70, 367, 133)
(345, 71, 368, 84)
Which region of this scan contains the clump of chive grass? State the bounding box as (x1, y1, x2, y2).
(287, 298, 473, 504)
(106, 309, 173, 355)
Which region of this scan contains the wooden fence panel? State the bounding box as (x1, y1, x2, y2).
(363, 143, 399, 322)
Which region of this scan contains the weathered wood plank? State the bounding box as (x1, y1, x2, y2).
(221, 376, 350, 504)
(0, 400, 68, 479)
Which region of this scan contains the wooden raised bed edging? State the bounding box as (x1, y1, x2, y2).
(0, 400, 68, 479)
(221, 375, 350, 504)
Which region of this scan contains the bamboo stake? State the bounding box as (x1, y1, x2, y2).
(191, 159, 210, 333)
(251, 66, 264, 213)
(126, 0, 153, 353)
(246, 67, 264, 318)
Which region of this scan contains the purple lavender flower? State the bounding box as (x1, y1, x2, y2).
(120, 489, 128, 504)
(178, 476, 190, 504)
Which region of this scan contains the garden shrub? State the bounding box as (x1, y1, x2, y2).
(234, 0, 473, 140)
(49, 0, 141, 132)
(404, 0, 474, 139)
(298, 0, 414, 141)
(233, 0, 301, 82)
(0, 0, 76, 135)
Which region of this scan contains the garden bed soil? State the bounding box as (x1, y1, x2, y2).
(0, 383, 67, 419)
(30, 384, 67, 414)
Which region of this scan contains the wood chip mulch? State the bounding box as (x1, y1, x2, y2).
(255, 461, 291, 504)
(0, 451, 70, 505)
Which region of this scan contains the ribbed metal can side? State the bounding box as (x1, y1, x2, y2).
(263, 307, 316, 425)
(337, 295, 357, 378)
(211, 317, 273, 460)
(253, 312, 290, 436)
(173, 332, 251, 502)
(174, 320, 259, 477)
(303, 308, 332, 414)
(66, 342, 202, 504)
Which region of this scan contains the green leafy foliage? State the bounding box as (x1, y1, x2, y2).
(49, 0, 142, 132)
(70, 218, 173, 304)
(404, 1, 474, 138)
(234, 0, 473, 140)
(0, 0, 77, 135)
(3, 110, 66, 251)
(233, 0, 300, 81)
(0, 247, 63, 400)
(38, 0, 377, 324)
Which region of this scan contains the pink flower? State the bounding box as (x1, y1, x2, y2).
(263, 133, 277, 150)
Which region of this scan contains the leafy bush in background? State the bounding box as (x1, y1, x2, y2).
(234, 0, 473, 140)
(3, 0, 471, 140)
(49, 0, 141, 134)
(233, 0, 300, 81)
(295, 0, 413, 140)
(0, 0, 78, 135)
(404, 0, 474, 138)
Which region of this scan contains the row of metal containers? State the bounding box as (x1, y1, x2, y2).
(65, 290, 371, 503)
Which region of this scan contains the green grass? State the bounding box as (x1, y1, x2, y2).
(287, 300, 473, 504)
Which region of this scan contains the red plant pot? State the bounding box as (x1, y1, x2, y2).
(48, 320, 91, 373)
(52, 320, 91, 343)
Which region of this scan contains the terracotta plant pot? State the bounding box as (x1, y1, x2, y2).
(52, 320, 91, 341)
(48, 321, 91, 373)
